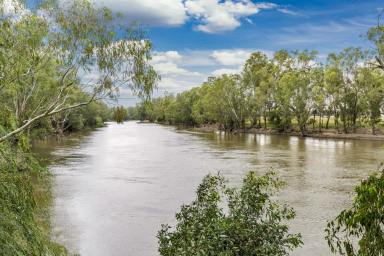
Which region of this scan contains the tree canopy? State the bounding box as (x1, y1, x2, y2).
(132, 47, 384, 136)
(0, 0, 159, 143)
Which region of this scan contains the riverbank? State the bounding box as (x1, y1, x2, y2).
(186, 124, 384, 141)
(0, 123, 106, 255)
(0, 142, 68, 255)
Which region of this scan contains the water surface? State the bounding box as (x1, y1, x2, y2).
(33, 122, 384, 256)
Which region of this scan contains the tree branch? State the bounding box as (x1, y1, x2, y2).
(0, 96, 97, 143)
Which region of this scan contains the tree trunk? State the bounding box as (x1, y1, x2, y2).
(343, 119, 348, 134)
(312, 113, 316, 131)
(300, 125, 307, 137)
(264, 115, 267, 129)
(372, 123, 376, 135)
(326, 115, 330, 129)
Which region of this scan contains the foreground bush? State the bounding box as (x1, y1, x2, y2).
(158, 171, 302, 256)
(326, 170, 384, 256)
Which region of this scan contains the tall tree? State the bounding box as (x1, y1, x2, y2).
(0, 0, 159, 143)
(243, 51, 275, 129)
(357, 68, 384, 134)
(368, 10, 384, 71)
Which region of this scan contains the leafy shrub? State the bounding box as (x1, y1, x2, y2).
(326, 170, 384, 256)
(158, 171, 302, 256)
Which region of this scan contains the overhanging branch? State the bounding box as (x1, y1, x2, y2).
(0, 96, 98, 143)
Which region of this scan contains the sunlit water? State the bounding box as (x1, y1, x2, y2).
(33, 121, 384, 256)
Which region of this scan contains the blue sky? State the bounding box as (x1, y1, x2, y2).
(25, 0, 384, 105)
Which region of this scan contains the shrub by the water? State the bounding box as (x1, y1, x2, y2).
(158, 171, 302, 256)
(326, 170, 384, 256)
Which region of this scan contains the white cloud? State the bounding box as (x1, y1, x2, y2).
(150, 48, 275, 93)
(151, 51, 202, 76)
(158, 77, 198, 91)
(151, 50, 182, 64)
(92, 0, 187, 26)
(184, 0, 276, 33)
(1, 0, 29, 17)
(212, 68, 241, 76)
(211, 49, 255, 65)
(150, 48, 271, 94)
(91, 0, 298, 33)
(153, 62, 195, 76)
(277, 8, 302, 16)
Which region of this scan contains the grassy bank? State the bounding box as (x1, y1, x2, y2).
(0, 142, 67, 255)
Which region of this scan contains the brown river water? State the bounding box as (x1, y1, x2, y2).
(33, 121, 384, 256)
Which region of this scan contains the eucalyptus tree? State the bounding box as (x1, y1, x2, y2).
(357, 68, 384, 134)
(311, 66, 326, 131)
(191, 83, 227, 125)
(172, 88, 201, 125)
(113, 106, 127, 123)
(272, 50, 317, 134)
(271, 50, 294, 132)
(289, 50, 318, 136)
(324, 49, 367, 133)
(151, 94, 175, 123)
(242, 51, 275, 128)
(368, 11, 384, 71)
(0, 0, 158, 143)
(196, 77, 229, 128)
(339, 48, 368, 133)
(219, 74, 249, 130)
(324, 53, 344, 130)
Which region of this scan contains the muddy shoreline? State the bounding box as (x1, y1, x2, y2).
(175, 123, 384, 141)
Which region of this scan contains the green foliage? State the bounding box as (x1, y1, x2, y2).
(367, 21, 384, 71)
(325, 170, 384, 256)
(133, 46, 384, 135)
(158, 171, 302, 256)
(113, 106, 128, 123)
(0, 143, 67, 255)
(357, 68, 384, 134)
(0, 0, 158, 143)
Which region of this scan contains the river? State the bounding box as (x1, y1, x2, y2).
(33, 121, 384, 256)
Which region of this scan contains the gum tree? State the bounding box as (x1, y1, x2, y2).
(0, 0, 158, 143)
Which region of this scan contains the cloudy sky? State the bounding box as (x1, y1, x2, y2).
(27, 0, 383, 105)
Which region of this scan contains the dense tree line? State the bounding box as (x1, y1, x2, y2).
(133, 28, 384, 136)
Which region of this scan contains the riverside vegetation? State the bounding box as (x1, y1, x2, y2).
(129, 26, 384, 138)
(1, 0, 384, 255)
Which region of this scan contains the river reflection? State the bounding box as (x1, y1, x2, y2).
(33, 122, 384, 256)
